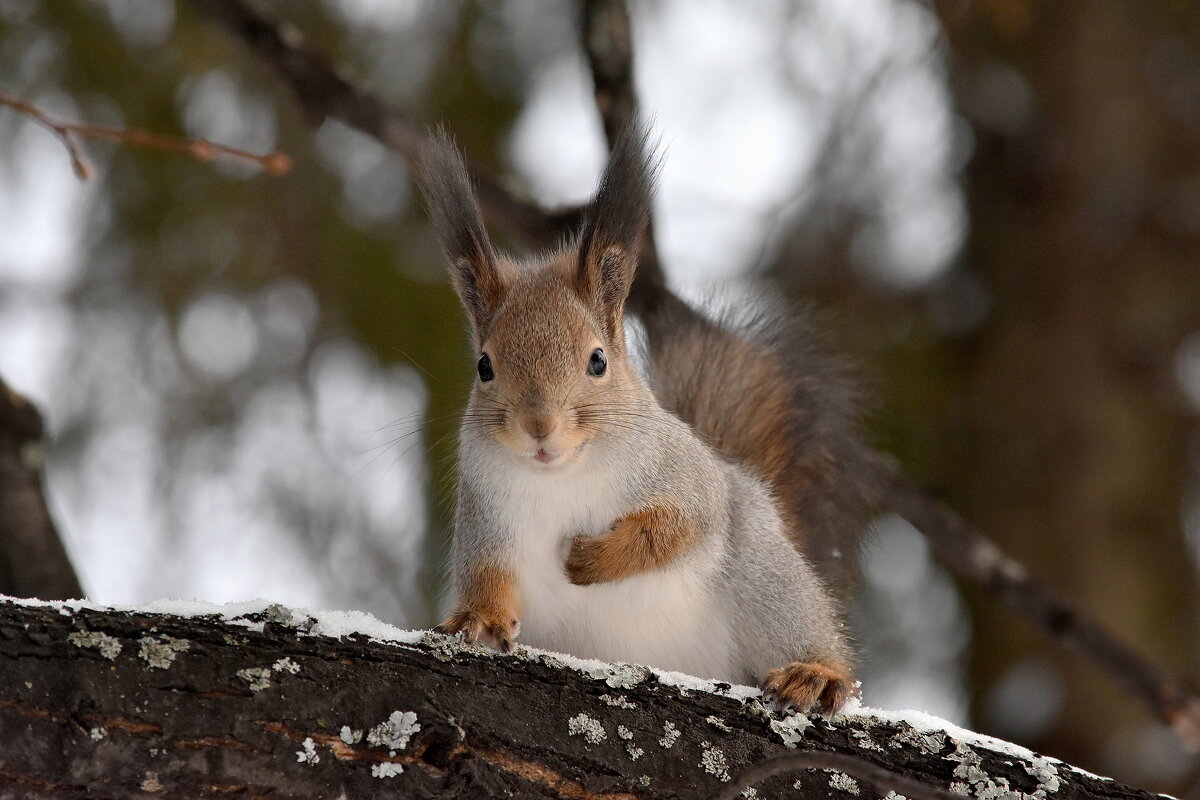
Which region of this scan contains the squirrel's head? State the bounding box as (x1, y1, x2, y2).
(417, 127, 656, 468)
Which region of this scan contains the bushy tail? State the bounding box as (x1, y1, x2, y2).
(632, 286, 878, 596)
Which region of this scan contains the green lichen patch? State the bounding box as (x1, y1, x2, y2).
(372, 763, 404, 778)
(567, 713, 607, 745)
(890, 725, 946, 754)
(658, 720, 681, 749)
(138, 636, 189, 669)
(367, 711, 421, 750)
(699, 741, 731, 782)
(586, 662, 651, 689)
(706, 715, 733, 733)
(68, 629, 123, 660)
(945, 739, 1062, 800)
(769, 712, 812, 747)
(600, 693, 637, 709)
(237, 667, 273, 691)
(295, 737, 319, 765)
(850, 728, 885, 752)
(829, 771, 861, 795)
(420, 631, 467, 662)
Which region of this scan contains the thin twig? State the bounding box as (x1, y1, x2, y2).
(0, 90, 292, 179)
(714, 750, 964, 800)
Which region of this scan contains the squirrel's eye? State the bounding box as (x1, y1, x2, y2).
(477, 353, 494, 382)
(587, 348, 607, 377)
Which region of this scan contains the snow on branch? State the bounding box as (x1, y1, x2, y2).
(0, 597, 1161, 800)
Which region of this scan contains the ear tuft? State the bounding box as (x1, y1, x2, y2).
(577, 124, 660, 339)
(415, 129, 506, 339)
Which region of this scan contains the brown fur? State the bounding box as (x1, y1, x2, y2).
(564, 501, 697, 585)
(434, 564, 520, 652)
(761, 659, 856, 714)
(416, 131, 517, 343)
(473, 256, 634, 466)
(636, 293, 876, 599)
(577, 245, 635, 343)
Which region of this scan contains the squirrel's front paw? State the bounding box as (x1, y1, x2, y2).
(762, 660, 856, 715)
(434, 609, 519, 653)
(564, 535, 609, 585)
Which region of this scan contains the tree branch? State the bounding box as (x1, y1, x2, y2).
(183, 0, 581, 250)
(873, 456, 1200, 751)
(0, 598, 1159, 799)
(0, 90, 292, 179)
(582, 0, 638, 150)
(0, 378, 82, 601)
(580, 0, 665, 295)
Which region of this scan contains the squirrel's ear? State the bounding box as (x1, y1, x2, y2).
(577, 125, 658, 341)
(415, 130, 507, 339)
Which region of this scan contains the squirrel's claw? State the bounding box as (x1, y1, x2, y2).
(435, 609, 518, 653)
(762, 660, 856, 715)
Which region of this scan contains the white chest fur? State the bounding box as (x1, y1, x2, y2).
(477, 448, 736, 682)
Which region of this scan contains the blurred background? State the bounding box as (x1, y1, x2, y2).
(1, 0, 1198, 792)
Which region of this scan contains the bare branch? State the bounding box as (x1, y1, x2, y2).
(873, 456, 1200, 752)
(582, 0, 639, 149)
(183, 0, 580, 250)
(580, 0, 665, 295)
(0, 90, 292, 179)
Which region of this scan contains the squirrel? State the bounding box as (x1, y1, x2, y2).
(418, 127, 875, 714)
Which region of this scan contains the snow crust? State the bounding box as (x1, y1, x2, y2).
(2, 594, 1119, 787)
(844, 700, 1039, 763)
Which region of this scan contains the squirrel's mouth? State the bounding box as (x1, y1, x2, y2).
(514, 431, 587, 468)
(528, 439, 586, 466)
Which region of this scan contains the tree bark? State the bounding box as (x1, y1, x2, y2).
(0, 599, 1161, 800)
(0, 378, 83, 601)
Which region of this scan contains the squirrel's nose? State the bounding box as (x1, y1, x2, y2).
(520, 411, 559, 441)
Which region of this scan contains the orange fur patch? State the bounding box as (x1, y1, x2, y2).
(564, 502, 696, 585)
(761, 660, 856, 715)
(436, 564, 520, 652)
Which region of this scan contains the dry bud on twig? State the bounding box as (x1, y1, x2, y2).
(0, 90, 292, 179)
